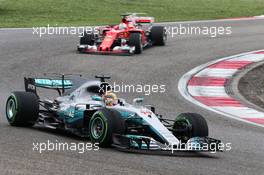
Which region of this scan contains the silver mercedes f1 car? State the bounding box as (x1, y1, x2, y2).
(5, 75, 221, 154)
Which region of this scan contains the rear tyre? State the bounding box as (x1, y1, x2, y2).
(172, 113, 208, 142)
(6, 91, 39, 126)
(80, 32, 94, 45)
(129, 33, 143, 54)
(150, 26, 166, 46)
(89, 108, 125, 147)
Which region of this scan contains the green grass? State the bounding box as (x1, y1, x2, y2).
(0, 0, 264, 27)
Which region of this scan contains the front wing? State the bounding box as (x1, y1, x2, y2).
(77, 45, 135, 55)
(112, 134, 222, 154)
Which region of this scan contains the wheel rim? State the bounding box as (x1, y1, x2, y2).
(91, 117, 105, 139)
(6, 98, 16, 119)
(174, 118, 192, 141)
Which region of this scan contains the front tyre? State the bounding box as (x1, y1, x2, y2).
(89, 108, 125, 147)
(80, 32, 94, 45)
(128, 33, 143, 54)
(172, 113, 208, 142)
(6, 91, 39, 126)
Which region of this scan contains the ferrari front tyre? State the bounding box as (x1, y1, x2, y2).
(89, 108, 125, 147)
(6, 91, 39, 126)
(172, 113, 208, 142)
(80, 32, 94, 45)
(129, 33, 143, 54)
(150, 26, 167, 46)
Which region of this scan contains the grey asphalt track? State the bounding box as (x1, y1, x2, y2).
(0, 19, 264, 175)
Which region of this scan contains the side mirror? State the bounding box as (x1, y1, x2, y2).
(133, 97, 144, 105)
(91, 95, 102, 101)
(145, 104, 155, 113)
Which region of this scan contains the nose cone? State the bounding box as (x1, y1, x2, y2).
(99, 32, 118, 51)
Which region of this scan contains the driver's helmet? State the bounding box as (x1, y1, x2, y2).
(122, 17, 128, 24)
(103, 91, 118, 106)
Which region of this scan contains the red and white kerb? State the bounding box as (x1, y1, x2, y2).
(187, 51, 264, 126)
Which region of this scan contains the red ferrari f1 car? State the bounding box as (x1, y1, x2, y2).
(77, 13, 167, 55)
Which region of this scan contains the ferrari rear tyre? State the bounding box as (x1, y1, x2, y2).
(129, 33, 143, 54)
(172, 113, 208, 142)
(6, 91, 39, 126)
(80, 32, 94, 45)
(150, 26, 166, 46)
(89, 108, 125, 147)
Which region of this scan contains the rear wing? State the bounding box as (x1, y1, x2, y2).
(135, 17, 154, 24)
(24, 77, 73, 96)
(121, 12, 154, 24)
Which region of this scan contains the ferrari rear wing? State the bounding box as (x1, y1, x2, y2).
(135, 17, 154, 23)
(24, 76, 73, 96)
(120, 12, 155, 23)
